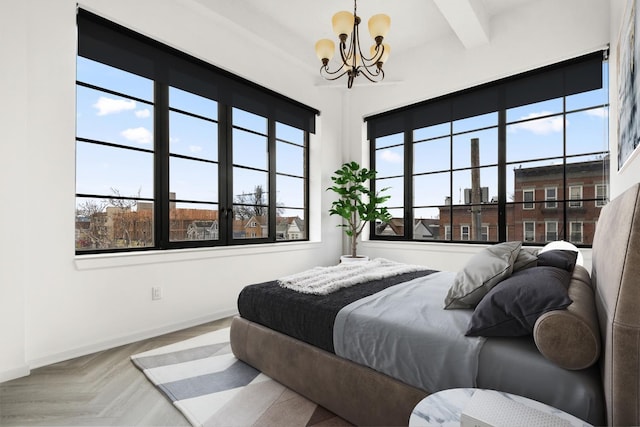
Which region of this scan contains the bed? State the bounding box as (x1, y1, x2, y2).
(230, 182, 640, 426)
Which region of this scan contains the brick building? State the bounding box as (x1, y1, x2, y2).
(401, 159, 609, 245)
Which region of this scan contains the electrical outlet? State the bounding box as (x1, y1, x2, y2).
(152, 286, 162, 300)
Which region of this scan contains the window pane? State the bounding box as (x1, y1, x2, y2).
(377, 177, 403, 208)
(596, 184, 609, 207)
(376, 146, 404, 178)
(566, 108, 609, 156)
(507, 115, 564, 163)
(413, 208, 441, 240)
(507, 99, 563, 123)
(374, 208, 404, 236)
(568, 220, 585, 245)
(76, 141, 153, 198)
(508, 159, 564, 202)
(234, 168, 268, 205)
(545, 221, 559, 242)
(276, 141, 304, 177)
(75, 196, 154, 251)
(414, 123, 449, 142)
(170, 202, 219, 242)
(414, 172, 450, 206)
(77, 85, 154, 149)
(233, 129, 267, 170)
(233, 211, 268, 239)
(170, 157, 218, 202)
(169, 87, 217, 118)
(450, 206, 497, 241)
(452, 167, 498, 205)
(375, 133, 403, 149)
(277, 209, 306, 240)
(77, 56, 153, 102)
(277, 175, 304, 208)
(276, 122, 304, 145)
(453, 112, 497, 134)
(233, 108, 267, 134)
(452, 128, 498, 169)
(170, 111, 217, 161)
(414, 137, 450, 174)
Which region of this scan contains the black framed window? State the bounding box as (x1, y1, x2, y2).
(368, 52, 609, 247)
(75, 10, 316, 253)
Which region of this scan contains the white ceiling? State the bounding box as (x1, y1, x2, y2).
(191, 0, 532, 73)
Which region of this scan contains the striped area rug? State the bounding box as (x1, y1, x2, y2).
(131, 328, 349, 427)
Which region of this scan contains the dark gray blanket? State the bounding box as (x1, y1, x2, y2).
(237, 269, 436, 353)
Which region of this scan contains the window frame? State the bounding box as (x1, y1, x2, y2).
(523, 221, 535, 242)
(570, 221, 584, 243)
(523, 189, 535, 210)
(461, 225, 470, 241)
(545, 221, 558, 242)
(569, 185, 584, 208)
(545, 187, 558, 209)
(595, 183, 608, 207)
(75, 10, 314, 254)
(367, 52, 608, 248)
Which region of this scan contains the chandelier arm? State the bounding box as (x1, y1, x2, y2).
(357, 67, 385, 83)
(320, 66, 349, 81)
(360, 43, 384, 64)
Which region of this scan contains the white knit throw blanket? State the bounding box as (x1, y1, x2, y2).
(277, 258, 430, 295)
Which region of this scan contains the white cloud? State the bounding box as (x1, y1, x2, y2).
(585, 108, 608, 118)
(135, 109, 151, 118)
(121, 127, 152, 144)
(93, 96, 136, 116)
(510, 111, 564, 135)
(189, 145, 203, 153)
(380, 149, 402, 163)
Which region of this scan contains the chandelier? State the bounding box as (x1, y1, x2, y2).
(314, 0, 391, 89)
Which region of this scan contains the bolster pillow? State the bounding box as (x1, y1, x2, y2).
(533, 265, 601, 370)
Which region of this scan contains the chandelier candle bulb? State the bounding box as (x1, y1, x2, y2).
(368, 13, 391, 41)
(315, 39, 335, 64)
(332, 11, 354, 39)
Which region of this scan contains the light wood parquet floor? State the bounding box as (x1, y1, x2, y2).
(0, 317, 233, 426)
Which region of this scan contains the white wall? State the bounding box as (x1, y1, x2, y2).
(353, 0, 612, 272)
(0, 0, 30, 382)
(0, 0, 344, 381)
(1, 0, 633, 383)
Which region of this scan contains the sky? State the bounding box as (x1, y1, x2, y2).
(76, 56, 305, 219)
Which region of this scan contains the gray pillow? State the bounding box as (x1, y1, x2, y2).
(536, 249, 578, 272)
(513, 247, 539, 272)
(465, 266, 573, 337)
(444, 241, 522, 309)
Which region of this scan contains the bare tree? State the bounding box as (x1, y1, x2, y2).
(233, 185, 284, 219)
(76, 199, 109, 249)
(108, 187, 141, 247)
(234, 185, 267, 219)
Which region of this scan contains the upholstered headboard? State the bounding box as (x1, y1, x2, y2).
(591, 182, 640, 426)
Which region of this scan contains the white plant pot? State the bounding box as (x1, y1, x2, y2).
(340, 255, 370, 263)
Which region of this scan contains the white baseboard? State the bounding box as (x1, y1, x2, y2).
(0, 364, 30, 383)
(28, 308, 238, 370)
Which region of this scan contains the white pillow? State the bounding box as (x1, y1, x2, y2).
(539, 240, 584, 266)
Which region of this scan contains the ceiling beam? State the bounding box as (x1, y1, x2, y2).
(433, 0, 490, 49)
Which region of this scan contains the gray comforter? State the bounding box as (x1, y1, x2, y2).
(333, 271, 486, 392)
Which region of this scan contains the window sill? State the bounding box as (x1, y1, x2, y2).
(74, 241, 322, 270)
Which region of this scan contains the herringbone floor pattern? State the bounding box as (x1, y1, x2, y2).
(0, 317, 232, 426)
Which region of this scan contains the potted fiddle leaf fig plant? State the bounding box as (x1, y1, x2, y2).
(328, 161, 392, 260)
